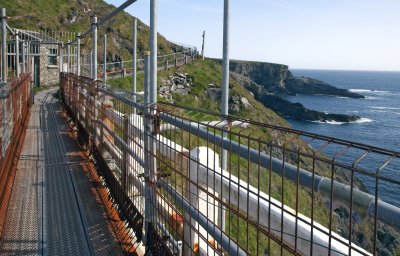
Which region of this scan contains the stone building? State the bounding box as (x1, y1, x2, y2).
(18, 30, 61, 87)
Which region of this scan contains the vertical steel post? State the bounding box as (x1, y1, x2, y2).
(1, 8, 7, 82)
(90, 50, 93, 78)
(67, 41, 71, 73)
(60, 43, 64, 73)
(15, 30, 20, 77)
(27, 41, 31, 73)
(92, 16, 98, 147)
(201, 30, 206, 60)
(144, 52, 150, 106)
(221, 0, 230, 118)
(143, 51, 151, 248)
(220, 0, 230, 234)
(132, 17, 137, 112)
(103, 34, 107, 83)
(150, 0, 157, 105)
(122, 115, 128, 192)
(22, 41, 26, 74)
(92, 16, 98, 80)
(144, 0, 158, 249)
(77, 33, 81, 76)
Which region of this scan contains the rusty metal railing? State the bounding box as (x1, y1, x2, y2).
(60, 72, 400, 256)
(0, 73, 32, 237)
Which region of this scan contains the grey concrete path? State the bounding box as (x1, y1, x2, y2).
(0, 88, 123, 256)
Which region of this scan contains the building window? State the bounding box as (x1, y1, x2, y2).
(48, 48, 58, 65)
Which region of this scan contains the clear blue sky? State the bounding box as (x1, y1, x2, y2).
(105, 0, 400, 71)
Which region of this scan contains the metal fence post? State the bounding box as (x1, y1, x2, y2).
(103, 34, 107, 83)
(27, 41, 31, 74)
(92, 16, 98, 147)
(90, 50, 93, 78)
(220, 0, 230, 235)
(150, 0, 157, 106)
(132, 17, 137, 113)
(92, 16, 98, 80)
(122, 114, 128, 192)
(143, 51, 151, 248)
(22, 41, 26, 74)
(67, 41, 71, 73)
(60, 43, 64, 73)
(77, 33, 81, 76)
(15, 30, 20, 77)
(1, 8, 7, 82)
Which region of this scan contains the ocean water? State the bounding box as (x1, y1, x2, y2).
(283, 69, 400, 206)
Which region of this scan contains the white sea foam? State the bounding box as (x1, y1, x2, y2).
(311, 118, 373, 125)
(370, 106, 400, 110)
(349, 89, 389, 93)
(354, 118, 373, 123)
(311, 120, 345, 125)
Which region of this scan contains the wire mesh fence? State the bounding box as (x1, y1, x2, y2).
(60, 72, 400, 256)
(0, 73, 32, 237)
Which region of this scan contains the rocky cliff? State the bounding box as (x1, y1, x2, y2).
(231, 72, 360, 122)
(229, 60, 364, 98)
(229, 61, 291, 94)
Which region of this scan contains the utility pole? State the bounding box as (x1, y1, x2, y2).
(201, 30, 205, 60)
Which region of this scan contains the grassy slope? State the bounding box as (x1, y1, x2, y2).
(108, 59, 341, 254)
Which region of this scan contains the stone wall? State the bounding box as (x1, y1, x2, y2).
(39, 44, 60, 86)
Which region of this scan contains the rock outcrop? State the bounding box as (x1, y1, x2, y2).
(285, 75, 364, 98)
(229, 60, 365, 99)
(231, 72, 360, 123)
(159, 72, 193, 103)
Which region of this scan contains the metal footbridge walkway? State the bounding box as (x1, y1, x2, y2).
(0, 89, 123, 256)
(1, 1, 400, 255)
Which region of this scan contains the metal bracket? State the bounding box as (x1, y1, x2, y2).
(145, 113, 161, 135)
(138, 173, 150, 182)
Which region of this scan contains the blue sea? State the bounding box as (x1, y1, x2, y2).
(284, 69, 400, 206)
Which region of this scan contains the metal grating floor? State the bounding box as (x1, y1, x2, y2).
(0, 89, 123, 256)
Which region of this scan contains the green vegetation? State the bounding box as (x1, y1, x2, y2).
(3, 0, 183, 61)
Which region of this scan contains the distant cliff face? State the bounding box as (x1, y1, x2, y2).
(229, 61, 291, 94)
(229, 60, 364, 98)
